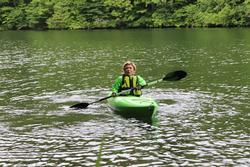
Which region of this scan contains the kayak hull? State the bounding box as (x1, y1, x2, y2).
(107, 95, 158, 120)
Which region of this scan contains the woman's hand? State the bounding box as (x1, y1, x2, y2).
(111, 92, 117, 97)
(134, 85, 142, 90)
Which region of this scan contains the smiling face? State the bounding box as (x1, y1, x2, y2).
(123, 64, 135, 76)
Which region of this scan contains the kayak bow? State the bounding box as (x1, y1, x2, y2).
(107, 95, 158, 120)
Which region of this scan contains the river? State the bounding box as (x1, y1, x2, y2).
(0, 29, 249, 166)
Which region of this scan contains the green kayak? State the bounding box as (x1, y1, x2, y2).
(107, 95, 158, 120)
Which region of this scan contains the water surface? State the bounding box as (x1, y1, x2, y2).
(0, 29, 249, 166)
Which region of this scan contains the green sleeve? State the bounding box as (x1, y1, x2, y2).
(111, 76, 122, 93)
(137, 75, 146, 87)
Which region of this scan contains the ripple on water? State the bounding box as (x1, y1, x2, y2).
(0, 85, 249, 166)
(0, 30, 249, 166)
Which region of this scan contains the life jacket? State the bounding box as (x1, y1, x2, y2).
(118, 75, 142, 96)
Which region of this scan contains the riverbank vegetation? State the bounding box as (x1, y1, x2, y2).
(0, 0, 249, 30)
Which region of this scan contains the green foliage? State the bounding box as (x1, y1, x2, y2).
(104, 0, 133, 28)
(47, 0, 83, 29)
(245, 0, 250, 25)
(152, 9, 168, 27)
(0, 0, 53, 30)
(0, 0, 249, 30)
(192, 0, 249, 27)
(26, 0, 53, 29)
(1, 5, 28, 29)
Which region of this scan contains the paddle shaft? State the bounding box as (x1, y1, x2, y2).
(70, 70, 187, 109)
(83, 78, 163, 105)
(146, 78, 163, 87)
(89, 95, 112, 105)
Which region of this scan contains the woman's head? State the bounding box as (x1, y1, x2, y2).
(122, 61, 136, 76)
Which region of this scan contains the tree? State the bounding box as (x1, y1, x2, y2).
(0, 0, 249, 30)
(26, 0, 53, 29)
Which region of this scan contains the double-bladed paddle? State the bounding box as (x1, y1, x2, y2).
(70, 70, 187, 109)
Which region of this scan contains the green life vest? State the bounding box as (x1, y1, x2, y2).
(118, 75, 142, 96)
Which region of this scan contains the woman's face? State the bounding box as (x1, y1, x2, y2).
(124, 64, 135, 76)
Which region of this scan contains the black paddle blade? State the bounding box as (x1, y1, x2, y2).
(70, 102, 89, 109)
(163, 70, 187, 81)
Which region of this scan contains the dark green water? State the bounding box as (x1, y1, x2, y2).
(0, 29, 249, 166)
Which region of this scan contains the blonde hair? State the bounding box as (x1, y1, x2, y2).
(122, 61, 136, 71)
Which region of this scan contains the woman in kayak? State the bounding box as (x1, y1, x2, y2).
(111, 61, 146, 96)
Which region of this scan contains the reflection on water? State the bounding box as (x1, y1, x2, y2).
(0, 29, 249, 166)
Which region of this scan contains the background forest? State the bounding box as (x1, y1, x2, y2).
(0, 0, 249, 30)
